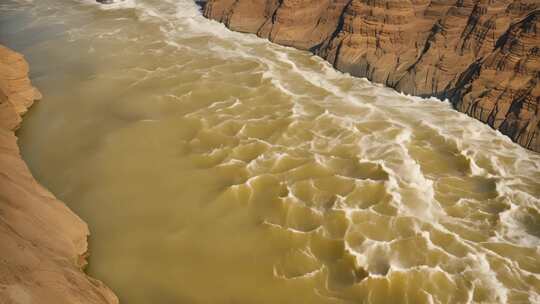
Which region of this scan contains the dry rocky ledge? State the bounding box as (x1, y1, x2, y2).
(203, 0, 540, 153)
(0, 45, 117, 304)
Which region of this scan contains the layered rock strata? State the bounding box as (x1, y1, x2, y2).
(204, 0, 540, 152)
(0, 45, 117, 304)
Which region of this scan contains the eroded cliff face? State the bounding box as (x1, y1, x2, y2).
(0, 45, 118, 304)
(203, 0, 540, 152)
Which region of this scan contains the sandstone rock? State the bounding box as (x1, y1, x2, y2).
(0, 45, 118, 304)
(450, 10, 540, 152)
(204, 0, 540, 152)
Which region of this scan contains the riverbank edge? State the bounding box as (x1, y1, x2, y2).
(202, 1, 540, 153)
(0, 45, 118, 303)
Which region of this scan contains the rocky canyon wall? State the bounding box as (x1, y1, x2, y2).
(0, 45, 117, 304)
(203, 0, 540, 152)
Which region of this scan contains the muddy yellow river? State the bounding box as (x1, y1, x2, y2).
(2, 0, 540, 303)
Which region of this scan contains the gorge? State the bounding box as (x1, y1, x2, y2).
(0, 0, 539, 303)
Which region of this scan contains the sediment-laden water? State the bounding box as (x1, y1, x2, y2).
(2, 0, 540, 303)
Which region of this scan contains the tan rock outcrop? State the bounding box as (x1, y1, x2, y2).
(204, 0, 540, 152)
(0, 45, 118, 304)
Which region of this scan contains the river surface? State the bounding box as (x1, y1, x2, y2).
(2, 0, 540, 303)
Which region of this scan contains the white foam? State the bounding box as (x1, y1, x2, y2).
(49, 0, 540, 300)
(81, 0, 137, 10)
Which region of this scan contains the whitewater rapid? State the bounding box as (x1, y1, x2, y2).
(2, 0, 539, 303)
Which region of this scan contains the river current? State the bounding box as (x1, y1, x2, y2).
(1, 0, 540, 303)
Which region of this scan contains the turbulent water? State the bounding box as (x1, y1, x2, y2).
(2, 0, 540, 303)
